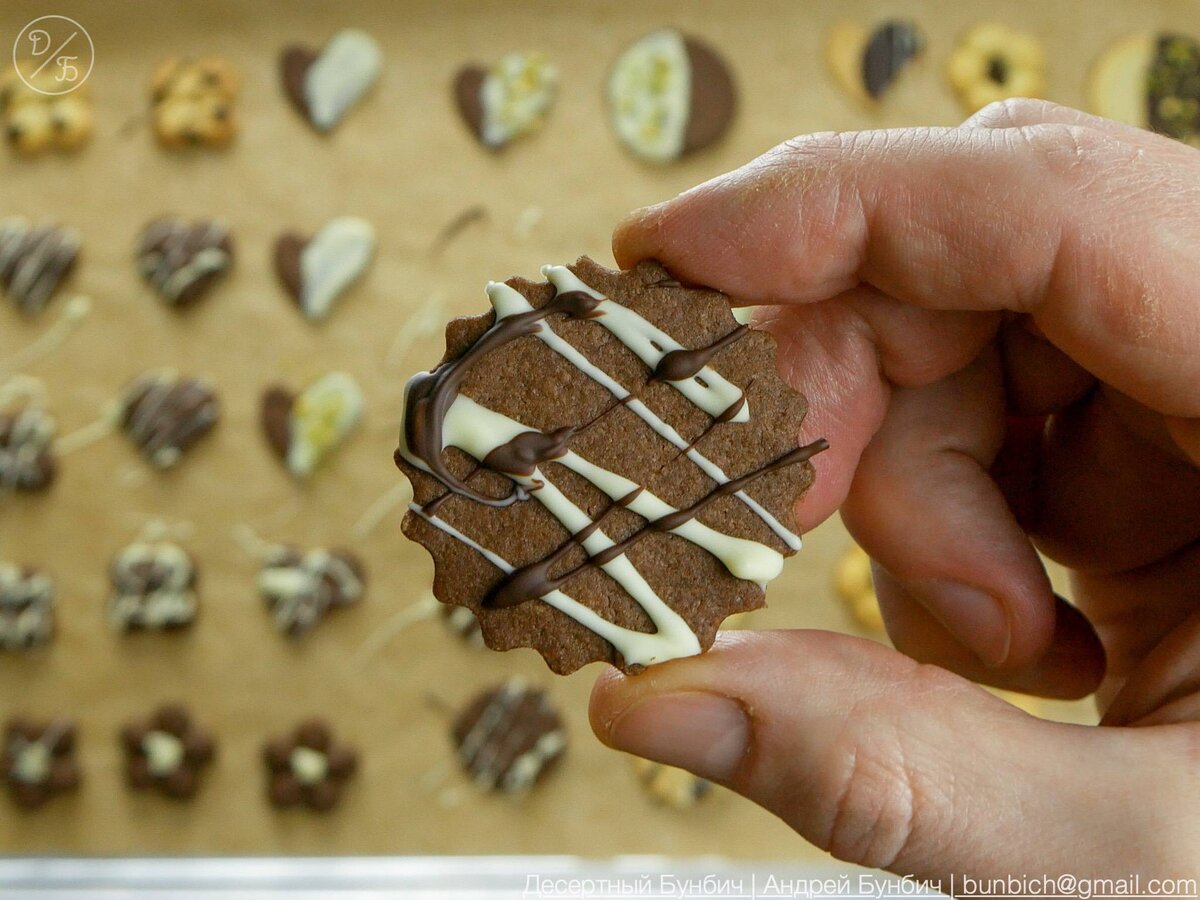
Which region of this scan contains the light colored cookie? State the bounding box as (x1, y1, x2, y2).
(150, 56, 239, 149)
(946, 23, 1046, 114)
(1089, 33, 1200, 146)
(834, 543, 885, 634)
(0, 65, 93, 156)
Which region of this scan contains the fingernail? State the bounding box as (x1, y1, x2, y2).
(606, 692, 749, 782)
(915, 579, 1012, 667)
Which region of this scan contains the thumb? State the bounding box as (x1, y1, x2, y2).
(590, 631, 1197, 877)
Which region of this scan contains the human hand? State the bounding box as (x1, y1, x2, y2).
(590, 100, 1200, 877)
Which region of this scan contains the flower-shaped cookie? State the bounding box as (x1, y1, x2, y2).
(108, 540, 199, 633)
(263, 719, 357, 812)
(120, 704, 215, 798)
(0, 65, 93, 156)
(150, 57, 239, 149)
(258, 545, 365, 636)
(3, 717, 79, 808)
(0, 563, 55, 651)
(946, 23, 1046, 114)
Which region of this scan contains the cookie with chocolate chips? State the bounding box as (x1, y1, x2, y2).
(395, 256, 824, 675)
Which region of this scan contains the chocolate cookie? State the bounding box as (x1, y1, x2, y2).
(0, 563, 54, 651)
(258, 545, 365, 636)
(281, 30, 381, 133)
(607, 30, 736, 164)
(263, 719, 357, 811)
(261, 372, 363, 478)
(119, 371, 219, 469)
(108, 540, 198, 633)
(3, 718, 79, 809)
(451, 679, 566, 793)
(826, 19, 925, 105)
(120, 704, 215, 798)
(1089, 33, 1200, 146)
(149, 57, 239, 149)
(273, 217, 375, 321)
(395, 257, 824, 674)
(454, 52, 558, 151)
(137, 216, 233, 307)
(0, 218, 80, 316)
(0, 403, 57, 493)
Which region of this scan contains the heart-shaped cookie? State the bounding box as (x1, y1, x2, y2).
(261, 372, 363, 478)
(274, 217, 375, 321)
(454, 52, 558, 151)
(281, 29, 382, 133)
(138, 216, 234, 308)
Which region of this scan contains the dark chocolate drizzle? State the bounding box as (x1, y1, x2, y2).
(402, 289, 602, 506)
(484, 438, 828, 609)
(653, 324, 748, 382)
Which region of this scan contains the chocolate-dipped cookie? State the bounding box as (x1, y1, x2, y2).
(395, 257, 825, 675)
(826, 19, 925, 105)
(451, 679, 565, 793)
(149, 57, 239, 149)
(0, 402, 57, 493)
(118, 371, 219, 469)
(261, 372, 363, 478)
(108, 540, 198, 632)
(137, 217, 233, 307)
(454, 52, 558, 151)
(273, 217, 375, 321)
(258, 545, 364, 636)
(0, 218, 80, 316)
(120, 704, 215, 798)
(263, 719, 357, 811)
(281, 30, 381, 133)
(607, 30, 736, 164)
(1089, 33, 1200, 145)
(3, 718, 79, 809)
(0, 563, 54, 651)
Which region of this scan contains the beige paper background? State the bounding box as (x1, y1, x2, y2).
(0, 0, 1175, 858)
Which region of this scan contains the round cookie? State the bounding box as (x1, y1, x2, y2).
(826, 19, 924, 105)
(607, 29, 736, 164)
(395, 256, 825, 675)
(1089, 33, 1200, 145)
(632, 758, 712, 809)
(946, 23, 1046, 114)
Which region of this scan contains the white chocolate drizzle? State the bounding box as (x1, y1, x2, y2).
(484, 278, 801, 550)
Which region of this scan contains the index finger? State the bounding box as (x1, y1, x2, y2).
(614, 106, 1200, 417)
